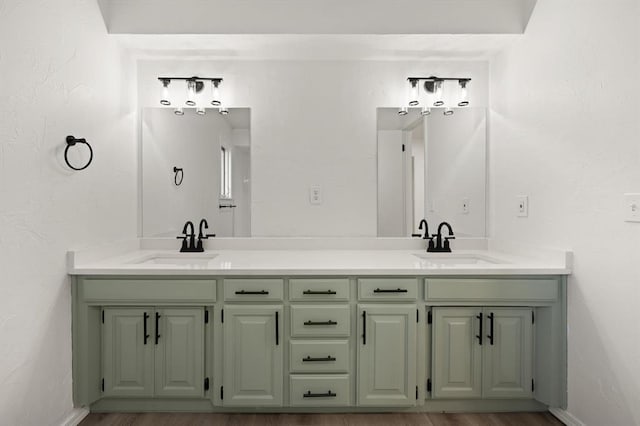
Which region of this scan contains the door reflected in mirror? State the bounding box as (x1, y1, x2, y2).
(141, 108, 251, 238)
(377, 107, 486, 238)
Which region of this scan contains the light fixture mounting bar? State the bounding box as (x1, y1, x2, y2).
(158, 77, 223, 83)
(407, 77, 471, 82)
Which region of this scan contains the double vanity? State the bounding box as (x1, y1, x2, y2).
(69, 240, 569, 414)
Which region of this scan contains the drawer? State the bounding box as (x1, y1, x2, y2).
(289, 374, 350, 407)
(358, 278, 418, 301)
(289, 278, 350, 301)
(425, 278, 559, 302)
(290, 305, 350, 337)
(223, 279, 284, 301)
(80, 278, 216, 303)
(290, 340, 349, 373)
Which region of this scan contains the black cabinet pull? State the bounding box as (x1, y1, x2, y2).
(303, 390, 336, 398)
(143, 312, 150, 345)
(487, 312, 494, 346)
(155, 312, 161, 344)
(303, 320, 337, 326)
(303, 289, 337, 295)
(303, 356, 337, 362)
(362, 311, 367, 345)
(475, 312, 483, 345)
(235, 290, 269, 295)
(373, 288, 408, 293)
(275, 311, 279, 345)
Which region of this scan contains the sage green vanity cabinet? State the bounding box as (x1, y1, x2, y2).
(357, 304, 417, 406)
(102, 307, 205, 399)
(222, 305, 284, 406)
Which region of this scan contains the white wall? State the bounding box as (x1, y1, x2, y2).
(489, 1, 640, 424)
(0, 1, 136, 425)
(138, 60, 488, 236)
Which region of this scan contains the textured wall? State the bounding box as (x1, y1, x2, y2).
(137, 60, 489, 237)
(0, 1, 137, 424)
(489, 1, 640, 424)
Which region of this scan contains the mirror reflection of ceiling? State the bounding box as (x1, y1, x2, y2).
(100, 0, 537, 35)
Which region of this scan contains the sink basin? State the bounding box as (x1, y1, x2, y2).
(132, 254, 218, 266)
(412, 253, 503, 266)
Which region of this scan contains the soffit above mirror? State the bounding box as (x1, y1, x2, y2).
(98, 0, 537, 35)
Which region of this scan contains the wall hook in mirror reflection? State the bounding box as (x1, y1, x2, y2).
(64, 136, 93, 171)
(173, 167, 184, 186)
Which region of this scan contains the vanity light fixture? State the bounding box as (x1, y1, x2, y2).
(433, 80, 444, 107)
(398, 107, 409, 116)
(157, 76, 224, 108)
(421, 107, 431, 116)
(196, 107, 206, 115)
(174, 107, 184, 116)
(219, 107, 229, 115)
(159, 79, 171, 106)
(443, 107, 454, 116)
(403, 76, 472, 114)
(458, 80, 469, 107)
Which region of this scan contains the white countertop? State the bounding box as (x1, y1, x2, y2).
(67, 239, 572, 276)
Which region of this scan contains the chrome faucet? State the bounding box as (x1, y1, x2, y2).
(428, 221, 455, 253)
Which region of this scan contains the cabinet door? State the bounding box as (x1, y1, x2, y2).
(483, 308, 533, 399)
(102, 308, 154, 397)
(432, 307, 482, 399)
(155, 308, 204, 397)
(223, 305, 283, 406)
(357, 304, 416, 406)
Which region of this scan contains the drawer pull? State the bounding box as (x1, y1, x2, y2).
(303, 289, 337, 295)
(373, 288, 408, 293)
(303, 390, 337, 398)
(235, 290, 269, 295)
(303, 320, 338, 326)
(143, 312, 150, 345)
(302, 355, 337, 362)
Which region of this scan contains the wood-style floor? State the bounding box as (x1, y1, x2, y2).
(80, 412, 563, 426)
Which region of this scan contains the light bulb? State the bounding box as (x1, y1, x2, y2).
(196, 108, 206, 115)
(160, 79, 171, 106)
(398, 107, 408, 116)
(421, 107, 431, 116)
(458, 80, 469, 107)
(186, 80, 197, 106)
(408, 79, 419, 107)
(433, 80, 444, 107)
(443, 107, 454, 116)
(174, 107, 184, 116)
(211, 80, 222, 106)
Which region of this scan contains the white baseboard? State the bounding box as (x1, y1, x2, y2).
(549, 408, 585, 426)
(60, 407, 90, 426)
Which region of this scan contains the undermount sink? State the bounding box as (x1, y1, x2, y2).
(412, 253, 503, 265)
(132, 254, 218, 266)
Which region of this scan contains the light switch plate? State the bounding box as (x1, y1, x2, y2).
(516, 195, 528, 217)
(624, 193, 640, 222)
(309, 186, 322, 205)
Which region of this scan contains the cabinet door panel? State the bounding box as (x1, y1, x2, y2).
(483, 308, 533, 399)
(432, 307, 482, 399)
(223, 305, 283, 406)
(358, 304, 416, 406)
(102, 308, 154, 397)
(155, 308, 204, 398)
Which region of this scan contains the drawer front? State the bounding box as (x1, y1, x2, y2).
(289, 278, 350, 301)
(223, 279, 284, 301)
(81, 279, 216, 303)
(290, 305, 351, 337)
(425, 278, 559, 302)
(290, 340, 349, 373)
(289, 374, 350, 406)
(358, 278, 418, 301)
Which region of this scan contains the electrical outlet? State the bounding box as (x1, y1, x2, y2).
(462, 198, 470, 214)
(624, 193, 640, 222)
(309, 186, 322, 205)
(516, 195, 528, 217)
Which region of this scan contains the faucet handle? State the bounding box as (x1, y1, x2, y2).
(445, 235, 455, 240)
